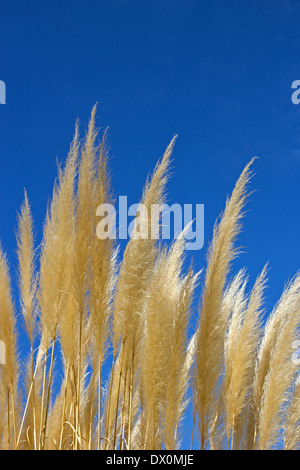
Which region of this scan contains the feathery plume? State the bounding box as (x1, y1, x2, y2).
(193, 158, 255, 449)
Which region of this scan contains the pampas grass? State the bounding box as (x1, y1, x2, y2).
(0, 107, 299, 450)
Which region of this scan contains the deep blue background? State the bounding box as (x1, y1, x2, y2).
(1, 0, 300, 449)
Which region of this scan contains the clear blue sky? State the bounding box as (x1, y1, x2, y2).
(1, 0, 300, 449)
